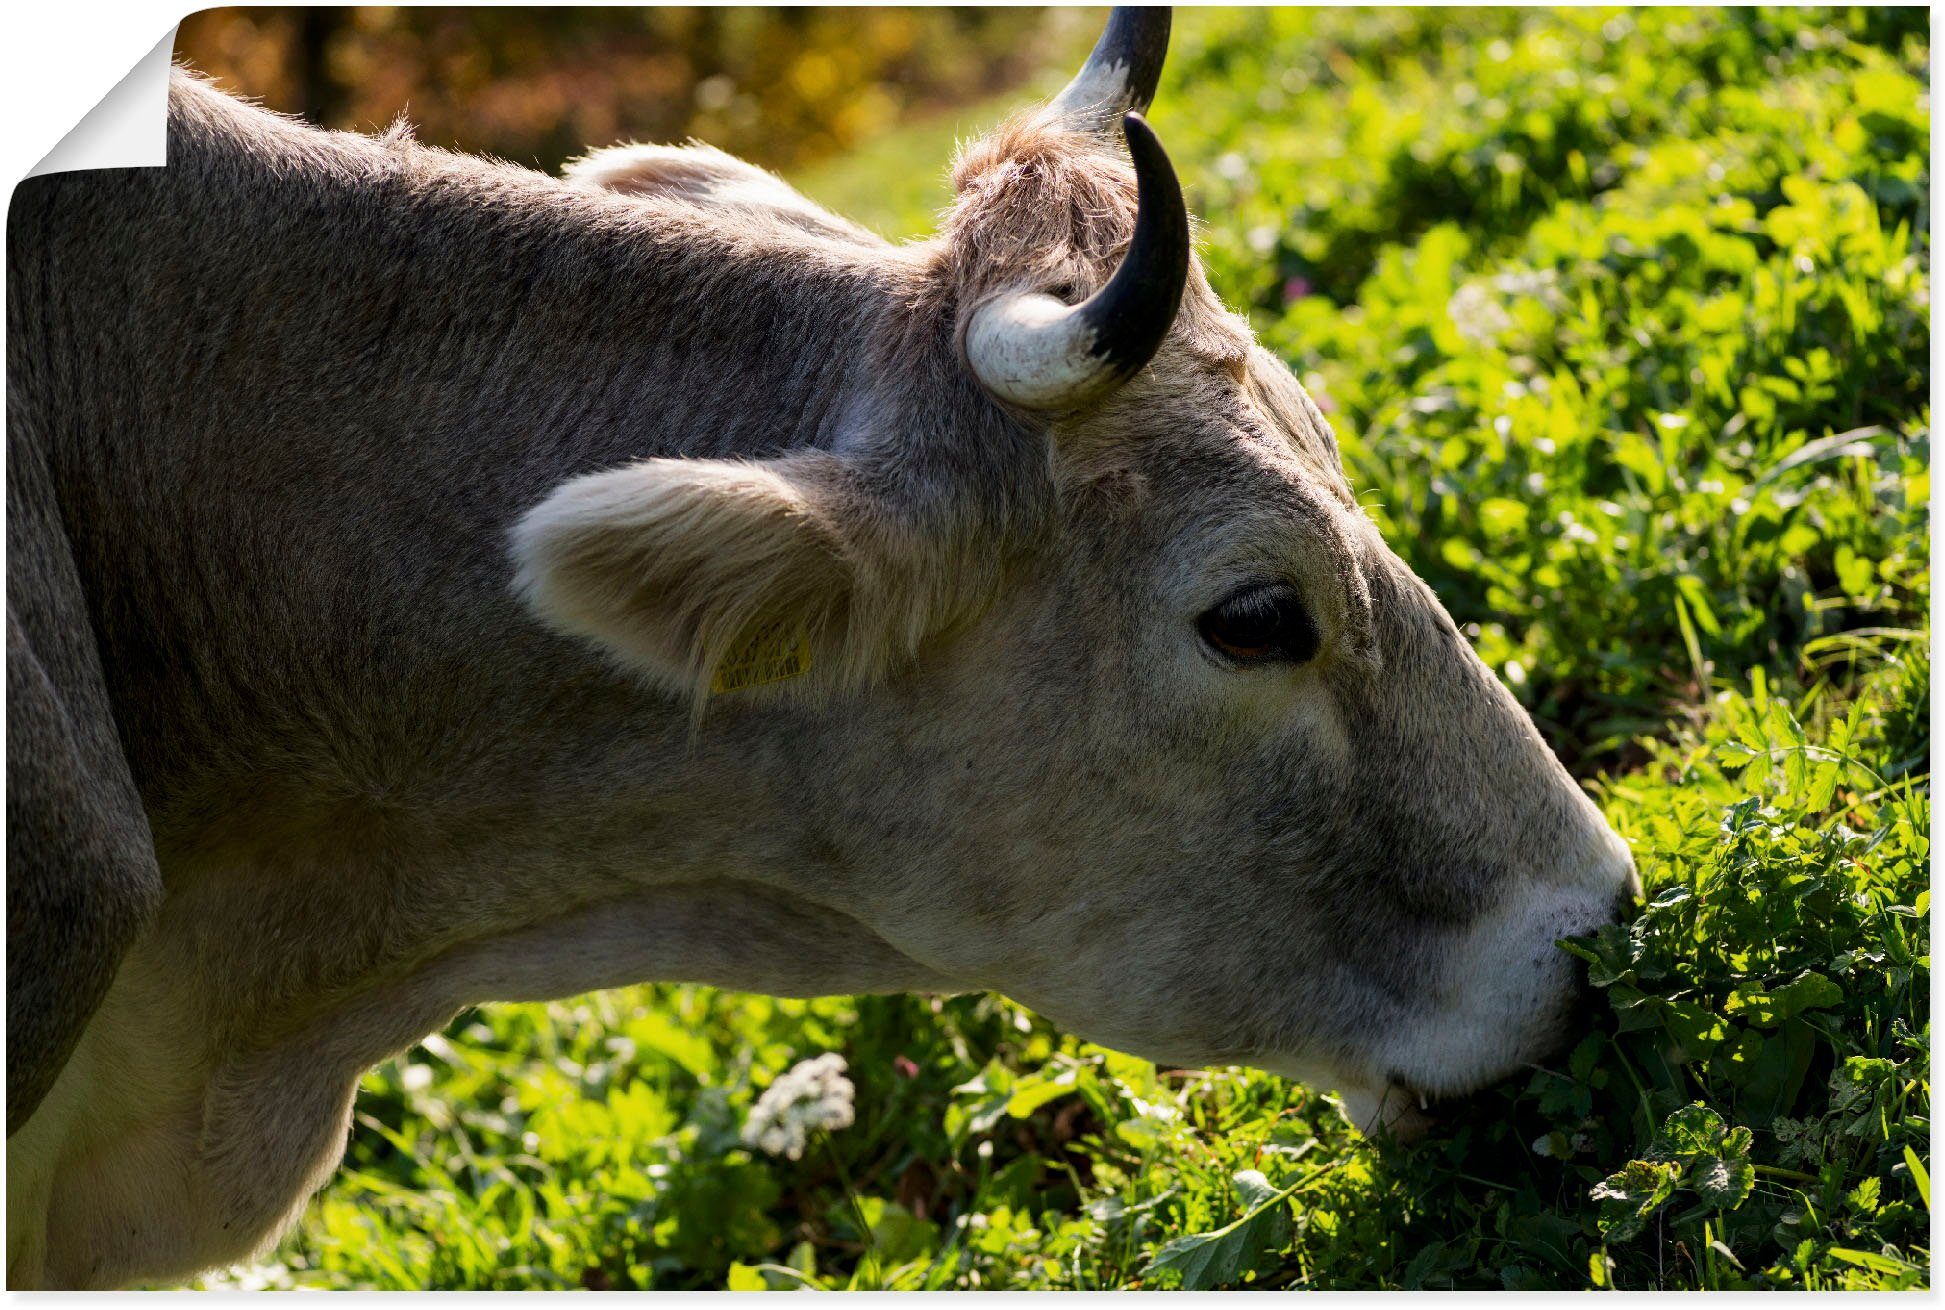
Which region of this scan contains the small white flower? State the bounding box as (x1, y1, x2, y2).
(1448, 283, 1513, 345)
(742, 1053, 856, 1161)
(198, 1261, 291, 1291)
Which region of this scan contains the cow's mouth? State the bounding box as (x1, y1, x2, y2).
(1334, 1077, 1437, 1142)
(1342, 1069, 1506, 1144)
(1385, 1074, 1462, 1135)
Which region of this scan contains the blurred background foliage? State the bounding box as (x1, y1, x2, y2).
(174, 6, 1097, 176)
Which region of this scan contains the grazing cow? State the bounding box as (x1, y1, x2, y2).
(5, 10, 1636, 1287)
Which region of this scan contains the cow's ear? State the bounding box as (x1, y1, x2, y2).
(511, 455, 907, 705)
(564, 142, 877, 244)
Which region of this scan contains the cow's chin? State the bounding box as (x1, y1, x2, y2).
(1335, 1083, 1439, 1143)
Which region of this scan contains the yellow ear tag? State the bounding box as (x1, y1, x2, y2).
(710, 618, 813, 694)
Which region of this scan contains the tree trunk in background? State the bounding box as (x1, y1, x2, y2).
(296, 7, 343, 129)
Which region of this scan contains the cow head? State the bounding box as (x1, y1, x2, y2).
(513, 9, 1637, 1134)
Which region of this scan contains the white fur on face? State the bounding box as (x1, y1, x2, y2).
(1380, 841, 1635, 1092)
(1317, 822, 1637, 1141)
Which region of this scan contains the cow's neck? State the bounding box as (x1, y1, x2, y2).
(8, 82, 991, 1285)
(10, 80, 974, 1030)
(18, 77, 927, 864)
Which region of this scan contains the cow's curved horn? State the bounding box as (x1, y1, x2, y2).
(964, 112, 1190, 411)
(1050, 7, 1173, 129)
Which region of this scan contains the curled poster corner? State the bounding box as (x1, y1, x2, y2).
(29, 27, 179, 178)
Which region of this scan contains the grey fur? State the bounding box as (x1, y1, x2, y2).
(6, 429, 164, 1134)
(4, 62, 1632, 1288)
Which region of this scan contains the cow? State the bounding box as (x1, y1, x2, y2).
(5, 9, 1637, 1288)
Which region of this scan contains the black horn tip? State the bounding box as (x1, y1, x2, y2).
(1096, 7, 1173, 113)
(1052, 6, 1173, 125)
(1078, 110, 1191, 381)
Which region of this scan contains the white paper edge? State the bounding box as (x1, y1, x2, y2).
(27, 25, 178, 178)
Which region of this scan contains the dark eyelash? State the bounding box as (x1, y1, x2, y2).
(1199, 583, 1319, 665)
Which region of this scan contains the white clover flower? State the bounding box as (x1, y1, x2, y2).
(196, 1261, 291, 1291)
(1447, 282, 1514, 345)
(1492, 266, 1564, 309)
(742, 1053, 856, 1161)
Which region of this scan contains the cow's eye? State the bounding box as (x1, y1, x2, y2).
(1197, 583, 1319, 665)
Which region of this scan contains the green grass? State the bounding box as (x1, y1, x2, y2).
(788, 25, 1092, 240)
(789, 108, 981, 241)
(190, 7, 1929, 1291)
